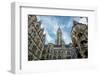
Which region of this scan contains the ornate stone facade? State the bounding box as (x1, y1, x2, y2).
(28, 15, 46, 61)
(28, 15, 88, 61)
(71, 21, 88, 58)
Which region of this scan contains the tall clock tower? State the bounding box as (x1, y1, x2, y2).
(56, 27, 62, 46)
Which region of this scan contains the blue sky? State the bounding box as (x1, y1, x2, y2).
(37, 15, 87, 44)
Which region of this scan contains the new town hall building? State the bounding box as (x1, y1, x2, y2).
(41, 27, 77, 60)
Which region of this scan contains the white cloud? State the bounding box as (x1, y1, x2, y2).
(79, 17, 88, 25)
(62, 30, 72, 44)
(73, 17, 88, 25)
(44, 29, 55, 44)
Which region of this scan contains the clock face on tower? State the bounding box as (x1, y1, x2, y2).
(28, 15, 88, 61)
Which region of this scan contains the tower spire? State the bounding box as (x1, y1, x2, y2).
(56, 26, 62, 46)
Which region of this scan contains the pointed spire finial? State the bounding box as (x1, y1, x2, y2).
(58, 26, 61, 32)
